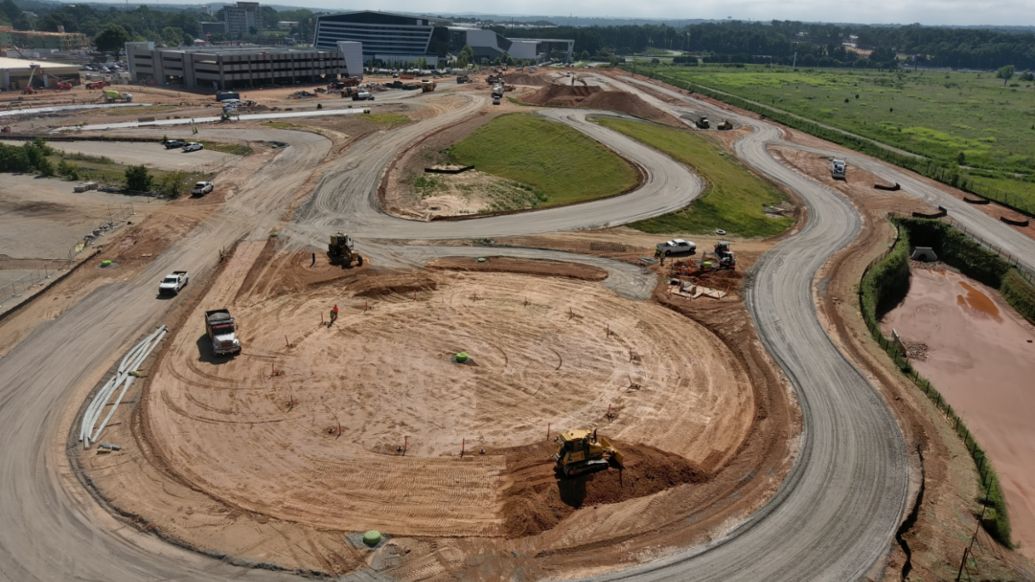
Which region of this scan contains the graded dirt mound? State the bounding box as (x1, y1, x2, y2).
(349, 271, 439, 298)
(523, 84, 602, 107)
(504, 72, 549, 86)
(523, 85, 680, 126)
(428, 256, 608, 281)
(499, 440, 705, 538)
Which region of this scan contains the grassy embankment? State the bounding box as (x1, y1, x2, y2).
(860, 217, 1035, 548)
(446, 113, 640, 208)
(596, 117, 793, 237)
(199, 141, 253, 156)
(632, 64, 1035, 215)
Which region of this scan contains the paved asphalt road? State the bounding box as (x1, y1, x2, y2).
(0, 75, 1031, 581)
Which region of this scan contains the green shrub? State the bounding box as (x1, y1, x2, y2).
(124, 164, 152, 192)
(1001, 269, 1035, 323)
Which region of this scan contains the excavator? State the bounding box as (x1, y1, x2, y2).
(714, 241, 736, 270)
(327, 232, 363, 267)
(554, 429, 623, 478)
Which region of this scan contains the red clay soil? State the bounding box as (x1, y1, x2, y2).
(523, 85, 681, 127)
(428, 256, 608, 281)
(503, 72, 549, 86)
(498, 440, 705, 538)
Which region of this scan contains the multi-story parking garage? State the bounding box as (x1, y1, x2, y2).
(125, 42, 361, 90)
(313, 11, 573, 66)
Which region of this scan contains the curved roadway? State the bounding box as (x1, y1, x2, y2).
(1, 77, 1033, 581)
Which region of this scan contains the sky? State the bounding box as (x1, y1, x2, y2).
(238, 0, 1035, 26)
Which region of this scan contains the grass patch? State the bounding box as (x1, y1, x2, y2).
(596, 116, 793, 237)
(446, 113, 639, 208)
(199, 141, 253, 156)
(49, 153, 205, 197)
(633, 64, 1035, 215)
(413, 174, 444, 198)
(366, 113, 410, 127)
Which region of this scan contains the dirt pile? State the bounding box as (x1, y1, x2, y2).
(499, 440, 705, 538)
(428, 256, 608, 281)
(523, 85, 602, 107)
(503, 72, 549, 86)
(523, 85, 680, 126)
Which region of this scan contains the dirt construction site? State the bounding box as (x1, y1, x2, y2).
(78, 234, 793, 577)
(2, 64, 1035, 582)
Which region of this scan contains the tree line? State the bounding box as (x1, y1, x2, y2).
(0, 0, 318, 51)
(500, 20, 1035, 70)
(5, 0, 1034, 70)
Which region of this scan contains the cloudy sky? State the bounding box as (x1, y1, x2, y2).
(271, 0, 1034, 26)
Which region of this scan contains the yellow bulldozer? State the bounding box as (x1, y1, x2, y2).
(328, 232, 363, 267)
(554, 429, 623, 478)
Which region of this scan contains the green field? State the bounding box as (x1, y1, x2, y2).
(446, 113, 640, 208)
(636, 64, 1035, 214)
(596, 117, 794, 237)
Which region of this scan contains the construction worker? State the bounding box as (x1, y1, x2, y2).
(310, 252, 316, 267)
(329, 304, 340, 326)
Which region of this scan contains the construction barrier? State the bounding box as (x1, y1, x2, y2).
(911, 206, 947, 219)
(963, 195, 991, 205)
(873, 182, 901, 191)
(1000, 215, 1031, 227)
(424, 165, 474, 174)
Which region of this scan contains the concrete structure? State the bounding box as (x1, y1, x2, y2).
(0, 57, 80, 91)
(314, 11, 445, 66)
(200, 21, 228, 37)
(314, 11, 573, 66)
(125, 42, 358, 90)
(224, 1, 260, 39)
(336, 41, 363, 80)
(0, 27, 90, 51)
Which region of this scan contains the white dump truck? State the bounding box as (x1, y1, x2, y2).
(205, 309, 241, 356)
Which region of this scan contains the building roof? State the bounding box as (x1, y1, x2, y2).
(147, 46, 337, 56)
(0, 57, 79, 71)
(318, 10, 448, 26)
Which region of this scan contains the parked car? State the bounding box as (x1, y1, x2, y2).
(182, 142, 204, 152)
(158, 271, 189, 296)
(163, 139, 186, 149)
(191, 181, 214, 197)
(655, 239, 697, 257)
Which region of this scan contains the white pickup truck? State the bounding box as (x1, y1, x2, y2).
(158, 271, 189, 296)
(191, 181, 214, 197)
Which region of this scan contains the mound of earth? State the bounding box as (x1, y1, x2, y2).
(498, 440, 705, 537)
(428, 256, 608, 281)
(503, 72, 549, 86)
(523, 85, 680, 126)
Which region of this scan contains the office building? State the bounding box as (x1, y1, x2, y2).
(125, 42, 357, 90)
(313, 11, 573, 66)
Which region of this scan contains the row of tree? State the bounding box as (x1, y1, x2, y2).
(1, 0, 318, 51)
(501, 20, 1035, 70)
(5, 0, 1035, 70)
